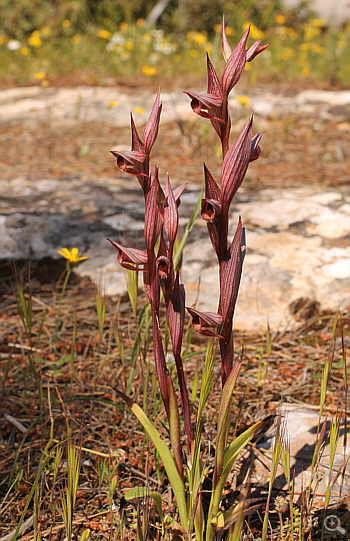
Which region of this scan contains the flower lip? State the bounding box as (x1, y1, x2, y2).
(187, 307, 223, 337)
(110, 149, 149, 177)
(156, 256, 171, 279)
(107, 239, 148, 268)
(184, 91, 223, 109)
(110, 149, 146, 165)
(201, 198, 222, 222)
(184, 91, 224, 122)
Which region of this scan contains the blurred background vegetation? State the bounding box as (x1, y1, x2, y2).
(0, 0, 349, 87)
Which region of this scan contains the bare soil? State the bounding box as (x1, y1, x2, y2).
(0, 114, 349, 192)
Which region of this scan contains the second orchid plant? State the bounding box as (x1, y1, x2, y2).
(108, 17, 269, 540)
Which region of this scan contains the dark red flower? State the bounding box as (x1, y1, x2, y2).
(144, 168, 162, 252)
(246, 40, 270, 62)
(221, 113, 253, 206)
(222, 26, 250, 96)
(164, 175, 178, 246)
(107, 238, 148, 271)
(110, 90, 162, 194)
(219, 218, 246, 321)
(250, 132, 263, 162)
(187, 307, 223, 337)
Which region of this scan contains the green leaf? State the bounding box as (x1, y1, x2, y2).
(213, 359, 242, 489)
(223, 420, 264, 471)
(125, 486, 163, 521)
(131, 403, 188, 530)
(79, 143, 90, 158)
(197, 338, 215, 423)
(55, 355, 72, 367)
(206, 420, 264, 541)
(79, 529, 90, 541)
(217, 360, 242, 443)
(96, 293, 106, 340)
(127, 269, 138, 318)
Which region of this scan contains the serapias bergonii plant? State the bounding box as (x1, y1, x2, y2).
(108, 16, 269, 540)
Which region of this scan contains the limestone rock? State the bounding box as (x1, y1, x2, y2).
(1, 176, 349, 331)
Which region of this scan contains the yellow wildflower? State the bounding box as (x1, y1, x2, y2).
(108, 100, 119, 108)
(236, 95, 250, 106)
(243, 23, 264, 40)
(303, 23, 320, 40)
(120, 50, 130, 60)
(41, 80, 49, 87)
(286, 27, 298, 40)
(337, 35, 345, 49)
(311, 18, 327, 27)
(28, 34, 42, 47)
(98, 29, 112, 40)
(34, 72, 46, 80)
(20, 46, 30, 56)
(41, 26, 51, 37)
(0, 35, 7, 45)
(125, 39, 134, 50)
(141, 64, 157, 77)
(186, 30, 206, 44)
(194, 32, 207, 45)
(311, 43, 324, 54)
(141, 32, 152, 44)
(302, 65, 310, 76)
(275, 14, 286, 24)
(277, 26, 287, 36)
(174, 54, 182, 62)
(137, 18, 145, 28)
(281, 48, 294, 60)
(120, 22, 128, 32)
(71, 34, 81, 45)
(225, 26, 235, 36)
(62, 19, 71, 28)
(134, 107, 145, 114)
(214, 24, 221, 33)
(58, 247, 88, 264)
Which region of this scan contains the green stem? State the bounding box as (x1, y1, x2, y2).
(54, 263, 72, 355)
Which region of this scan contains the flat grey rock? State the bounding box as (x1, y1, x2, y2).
(1, 86, 350, 127)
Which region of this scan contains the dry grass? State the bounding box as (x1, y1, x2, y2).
(0, 258, 348, 540)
